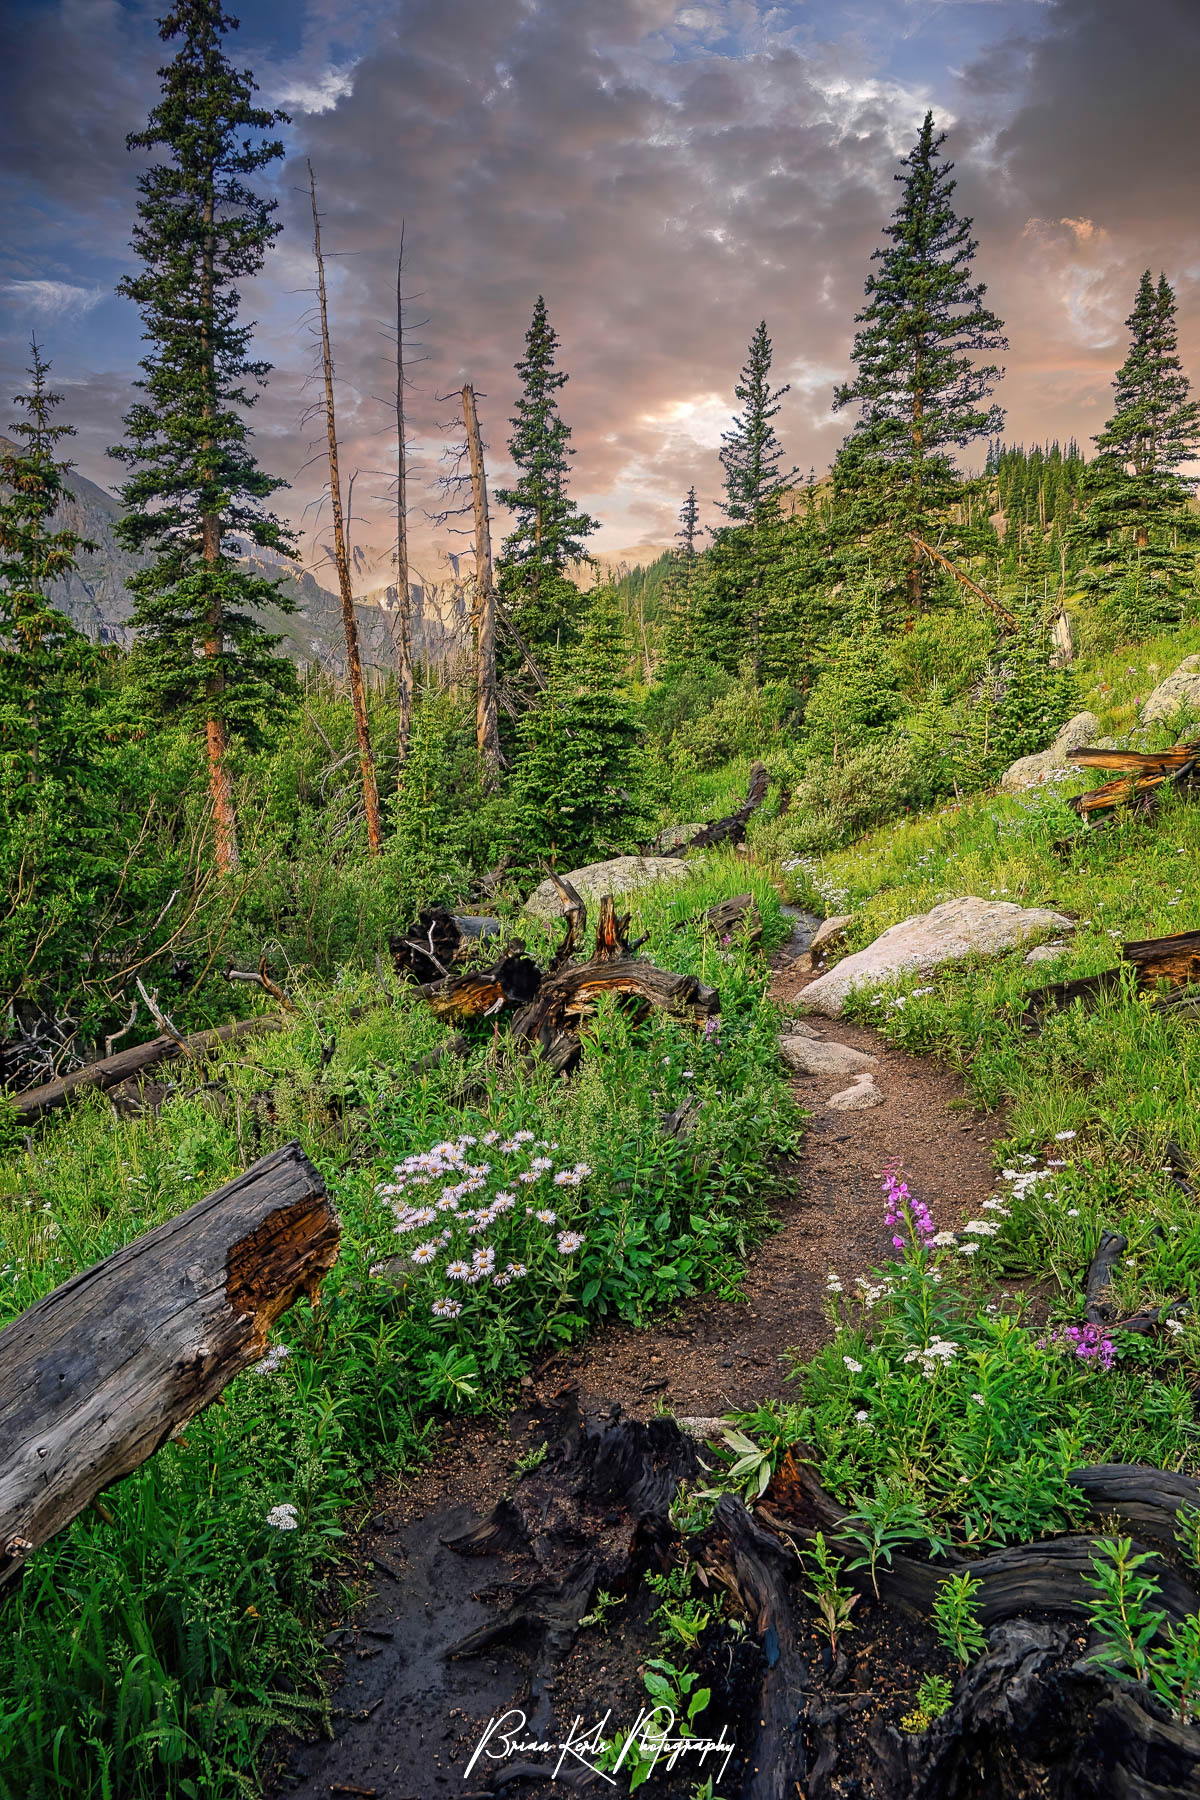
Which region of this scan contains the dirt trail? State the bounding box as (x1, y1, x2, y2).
(278, 947, 1007, 1800)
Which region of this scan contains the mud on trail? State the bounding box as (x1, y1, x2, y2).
(277, 954, 1008, 1800)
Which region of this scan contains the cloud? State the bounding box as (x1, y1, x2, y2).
(269, 61, 359, 115)
(1, 279, 105, 323)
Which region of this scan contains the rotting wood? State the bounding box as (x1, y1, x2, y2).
(1072, 741, 1200, 774)
(1067, 736, 1200, 827)
(703, 892, 763, 946)
(461, 383, 501, 782)
(1023, 928, 1200, 1026)
(0, 1141, 338, 1590)
(12, 1013, 287, 1125)
(389, 907, 502, 985)
(417, 952, 543, 1022)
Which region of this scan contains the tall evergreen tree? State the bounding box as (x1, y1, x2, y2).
(1074, 272, 1200, 625)
(111, 0, 297, 876)
(663, 485, 702, 660)
(719, 322, 795, 523)
(832, 112, 1007, 613)
(495, 295, 597, 651)
(0, 345, 96, 795)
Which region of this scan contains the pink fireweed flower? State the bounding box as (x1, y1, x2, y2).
(882, 1159, 936, 1255)
(1039, 1321, 1116, 1372)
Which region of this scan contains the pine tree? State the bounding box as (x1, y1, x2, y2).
(1074, 272, 1200, 624)
(111, 0, 297, 876)
(833, 112, 1007, 613)
(0, 344, 97, 797)
(495, 295, 598, 651)
(663, 486, 702, 660)
(719, 322, 796, 523)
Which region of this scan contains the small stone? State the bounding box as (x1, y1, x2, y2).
(1024, 941, 1067, 965)
(810, 914, 853, 959)
(827, 1074, 885, 1111)
(784, 1019, 823, 1039)
(779, 1036, 878, 1078)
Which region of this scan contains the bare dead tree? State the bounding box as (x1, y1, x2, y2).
(461, 384, 501, 780)
(394, 225, 415, 768)
(307, 161, 383, 856)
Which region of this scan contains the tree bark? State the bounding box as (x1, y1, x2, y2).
(461, 383, 501, 782)
(309, 162, 383, 856)
(0, 1141, 339, 1590)
(394, 228, 414, 767)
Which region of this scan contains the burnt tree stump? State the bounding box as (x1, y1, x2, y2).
(0, 1141, 339, 1589)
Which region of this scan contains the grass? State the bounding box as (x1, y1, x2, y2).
(0, 858, 800, 1800)
(763, 647, 1200, 1542)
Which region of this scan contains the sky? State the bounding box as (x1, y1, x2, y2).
(1, 0, 1198, 595)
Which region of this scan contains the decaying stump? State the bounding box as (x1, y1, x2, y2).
(389, 907, 502, 984)
(1068, 737, 1200, 827)
(701, 892, 763, 946)
(396, 881, 718, 1077)
(665, 761, 771, 855)
(0, 1141, 338, 1590)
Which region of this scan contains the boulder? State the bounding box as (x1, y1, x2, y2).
(783, 1018, 823, 1040)
(1000, 713, 1102, 792)
(1025, 941, 1068, 966)
(523, 856, 692, 921)
(1141, 654, 1200, 725)
(779, 1037, 878, 1079)
(799, 897, 1075, 1018)
(810, 914, 853, 960)
(828, 1074, 885, 1111)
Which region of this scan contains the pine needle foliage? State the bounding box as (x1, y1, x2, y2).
(719, 322, 796, 524)
(495, 295, 598, 651)
(833, 112, 1007, 612)
(110, 0, 297, 873)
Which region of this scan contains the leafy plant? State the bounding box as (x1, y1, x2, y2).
(801, 1532, 859, 1656)
(899, 1671, 955, 1733)
(931, 1572, 987, 1667)
(578, 1588, 626, 1632)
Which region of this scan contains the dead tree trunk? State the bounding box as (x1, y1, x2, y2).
(909, 534, 1017, 630)
(0, 1142, 339, 1590)
(461, 383, 501, 782)
(394, 226, 414, 767)
(308, 161, 383, 856)
(12, 1013, 288, 1125)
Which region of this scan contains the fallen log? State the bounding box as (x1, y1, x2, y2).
(512, 955, 719, 1050)
(702, 892, 763, 946)
(389, 907, 502, 984)
(10, 1012, 288, 1126)
(1071, 741, 1200, 774)
(416, 950, 542, 1021)
(1069, 753, 1199, 826)
(1024, 929, 1200, 1026)
(665, 761, 770, 856)
(0, 1141, 338, 1589)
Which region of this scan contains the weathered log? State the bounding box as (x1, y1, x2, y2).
(1123, 929, 1200, 989)
(703, 893, 763, 946)
(0, 1141, 339, 1589)
(1070, 755, 1198, 825)
(11, 1013, 287, 1126)
(1085, 1229, 1128, 1323)
(1072, 742, 1200, 774)
(545, 873, 588, 971)
(666, 761, 770, 855)
(1024, 929, 1200, 1026)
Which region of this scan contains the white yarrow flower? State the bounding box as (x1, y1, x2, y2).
(266, 1503, 299, 1532)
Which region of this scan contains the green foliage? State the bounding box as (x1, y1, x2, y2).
(719, 322, 796, 525)
(802, 622, 907, 760)
(495, 295, 598, 650)
(111, 0, 297, 779)
(900, 1672, 955, 1733)
(956, 602, 1076, 788)
(801, 1532, 859, 1655)
(509, 588, 653, 870)
(1084, 1538, 1200, 1725)
(832, 111, 1006, 610)
(931, 1572, 986, 1667)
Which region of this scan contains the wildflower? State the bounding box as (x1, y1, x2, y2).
(854, 1410, 872, 1428)
(266, 1503, 299, 1532)
(512, 1130, 535, 1144)
(529, 1156, 554, 1174)
(963, 1220, 999, 1237)
(411, 1240, 440, 1265)
(842, 1356, 863, 1374)
(825, 1271, 843, 1294)
(504, 1260, 528, 1279)
(368, 1263, 386, 1278)
(471, 1245, 496, 1274)
(557, 1231, 584, 1254)
(535, 1209, 558, 1225)
(482, 1131, 500, 1146)
(432, 1297, 463, 1319)
(981, 1198, 1010, 1213)
(1166, 1318, 1185, 1338)
(446, 1260, 472, 1281)
(1066, 1208, 1080, 1217)
(930, 1231, 958, 1247)
(252, 1344, 292, 1375)
(957, 1241, 981, 1256)
(971, 1393, 985, 1406)
(682, 1070, 695, 1080)
(1055, 1131, 1077, 1142)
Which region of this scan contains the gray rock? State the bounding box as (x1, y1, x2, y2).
(783, 1018, 823, 1039)
(523, 856, 692, 921)
(674, 1416, 735, 1441)
(1141, 654, 1200, 724)
(779, 1037, 878, 1078)
(827, 1074, 885, 1111)
(652, 822, 706, 853)
(1000, 713, 1101, 792)
(810, 914, 853, 959)
(1025, 941, 1068, 966)
(799, 896, 1075, 1018)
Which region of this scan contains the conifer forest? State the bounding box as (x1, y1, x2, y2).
(5, 1, 1200, 1795)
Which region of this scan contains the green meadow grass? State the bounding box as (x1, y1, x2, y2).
(0, 861, 800, 1800)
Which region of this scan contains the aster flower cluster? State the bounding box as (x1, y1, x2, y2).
(374, 1129, 590, 1320)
